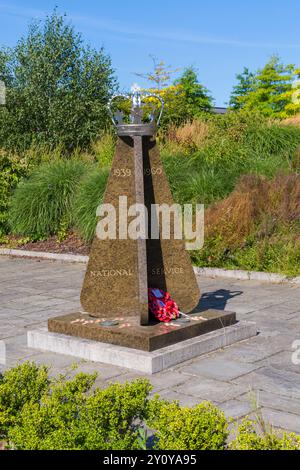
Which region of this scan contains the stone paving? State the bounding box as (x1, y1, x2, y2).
(0, 256, 300, 433)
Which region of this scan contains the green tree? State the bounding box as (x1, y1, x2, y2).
(229, 67, 256, 109)
(230, 56, 300, 118)
(174, 66, 213, 116)
(0, 10, 117, 151)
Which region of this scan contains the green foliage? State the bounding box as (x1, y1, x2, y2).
(162, 111, 300, 206)
(174, 67, 213, 116)
(229, 67, 256, 109)
(0, 10, 117, 151)
(147, 398, 228, 450)
(216, 228, 300, 277)
(0, 151, 33, 236)
(229, 419, 300, 450)
(193, 229, 300, 276)
(73, 167, 109, 242)
(136, 427, 148, 450)
(0, 362, 49, 438)
(2, 363, 152, 450)
(229, 56, 300, 118)
(91, 132, 116, 167)
(5, 110, 300, 278)
(9, 159, 89, 239)
(162, 153, 235, 205)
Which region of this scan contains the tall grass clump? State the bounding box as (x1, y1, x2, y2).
(245, 123, 300, 162)
(164, 120, 211, 153)
(73, 167, 109, 242)
(0, 150, 34, 238)
(91, 132, 116, 168)
(9, 159, 89, 239)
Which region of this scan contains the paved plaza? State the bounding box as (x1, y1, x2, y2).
(0, 256, 300, 433)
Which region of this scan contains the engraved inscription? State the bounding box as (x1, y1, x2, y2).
(151, 267, 184, 276)
(113, 168, 132, 177)
(90, 269, 134, 278)
(144, 167, 162, 176)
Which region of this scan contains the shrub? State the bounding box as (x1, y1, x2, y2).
(229, 419, 300, 450)
(199, 117, 300, 168)
(244, 123, 300, 166)
(73, 167, 109, 242)
(147, 398, 228, 450)
(0, 10, 117, 152)
(9, 159, 89, 239)
(3, 363, 152, 450)
(161, 152, 195, 204)
(0, 362, 49, 438)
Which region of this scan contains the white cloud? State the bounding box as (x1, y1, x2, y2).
(70, 13, 300, 49)
(1, 3, 300, 49)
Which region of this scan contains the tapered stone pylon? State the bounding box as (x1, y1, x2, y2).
(80, 92, 200, 324)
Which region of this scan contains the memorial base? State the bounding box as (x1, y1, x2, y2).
(48, 309, 236, 352)
(28, 320, 257, 374)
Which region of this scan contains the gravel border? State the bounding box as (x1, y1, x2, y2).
(1, 247, 299, 284)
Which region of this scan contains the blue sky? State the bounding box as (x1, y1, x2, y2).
(0, 1, 299, 105)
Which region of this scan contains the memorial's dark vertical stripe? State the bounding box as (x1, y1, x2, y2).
(143, 136, 167, 292)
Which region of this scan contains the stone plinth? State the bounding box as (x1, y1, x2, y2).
(48, 309, 236, 352)
(28, 321, 257, 374)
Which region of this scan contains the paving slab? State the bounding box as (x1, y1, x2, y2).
(155, 389, 203, 408)
(194, 334, 292, 364)
(261, 408, 300, 434)
(255, 350, 300, 374)
(218, 399, 254, 419)
(174, 376, 248, 403)
(233, 367, 300, 400)
(181, 357, 260, 381)
(237, 390, 300, 416)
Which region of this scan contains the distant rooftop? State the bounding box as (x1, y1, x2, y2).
(212, 106, 227, 115)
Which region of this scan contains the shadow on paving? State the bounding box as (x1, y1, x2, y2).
(196, 289, 243, 311)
